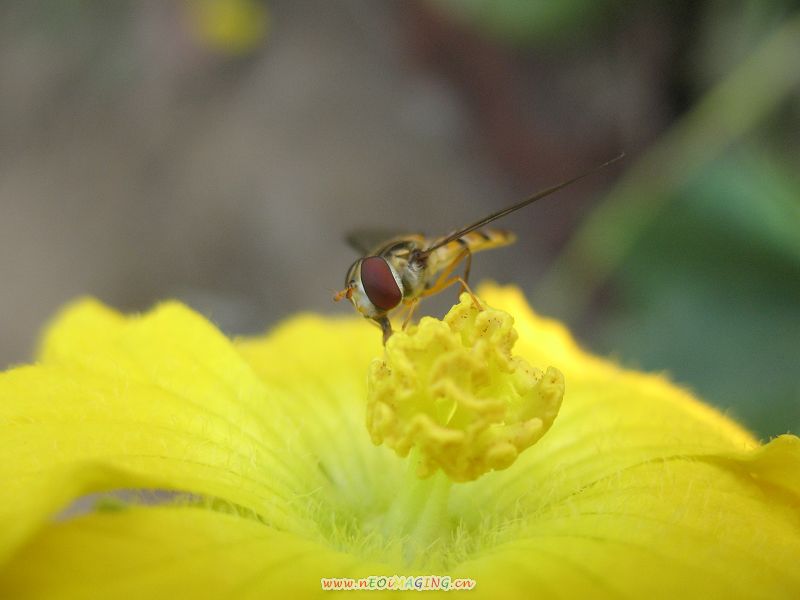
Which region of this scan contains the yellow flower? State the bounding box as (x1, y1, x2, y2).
(0, 284, 798, 598)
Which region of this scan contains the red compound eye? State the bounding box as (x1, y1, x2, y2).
(360, 256, 402, 311)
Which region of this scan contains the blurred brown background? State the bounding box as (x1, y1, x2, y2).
(1, 0, 798, 438)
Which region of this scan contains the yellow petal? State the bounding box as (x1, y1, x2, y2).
(458, 284, 760, 515)
(0, 505, 391, 599)
(1, 300, 318, 562)
(236, 316, 408, 522)
(458, 437, 800, 598)
(239, 287, 800, 597)
(479, 283, 755, 445)
(3, 288, 798, 598)
(726, 433, 800, 500)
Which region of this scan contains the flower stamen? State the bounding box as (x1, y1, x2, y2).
(367, 292, 565, 483)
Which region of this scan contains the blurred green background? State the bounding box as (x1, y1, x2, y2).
(0, 1, 797, 439)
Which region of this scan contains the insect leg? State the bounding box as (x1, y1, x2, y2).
(391, 299, 414, 327)
(423, 248, 469, 296)
(460, 247, 473, 294)
(402, 299, 419, 329)
(424, 275, 483, 309)
(421, 248, 483, 309)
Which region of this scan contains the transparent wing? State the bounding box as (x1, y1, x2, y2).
(345, 229, 407, 255)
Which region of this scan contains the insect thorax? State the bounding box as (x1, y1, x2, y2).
(377, 238, 427, 299)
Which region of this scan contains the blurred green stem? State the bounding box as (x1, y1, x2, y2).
(537, 12, 800, 322)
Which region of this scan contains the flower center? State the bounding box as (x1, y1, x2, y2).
(366, 292, 565, 483)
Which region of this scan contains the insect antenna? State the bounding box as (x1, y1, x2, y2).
(419, 153, 624, 258)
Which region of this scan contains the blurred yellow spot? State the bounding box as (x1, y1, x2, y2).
(367, 293, 564, 482)
(188, 0, 269, 55)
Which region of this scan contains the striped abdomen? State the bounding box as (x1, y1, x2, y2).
(426, 228, 516, 280)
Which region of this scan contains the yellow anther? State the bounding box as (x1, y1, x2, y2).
(366, 293, 564, 482)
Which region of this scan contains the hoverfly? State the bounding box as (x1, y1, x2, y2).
(335, 154, 624, 343)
